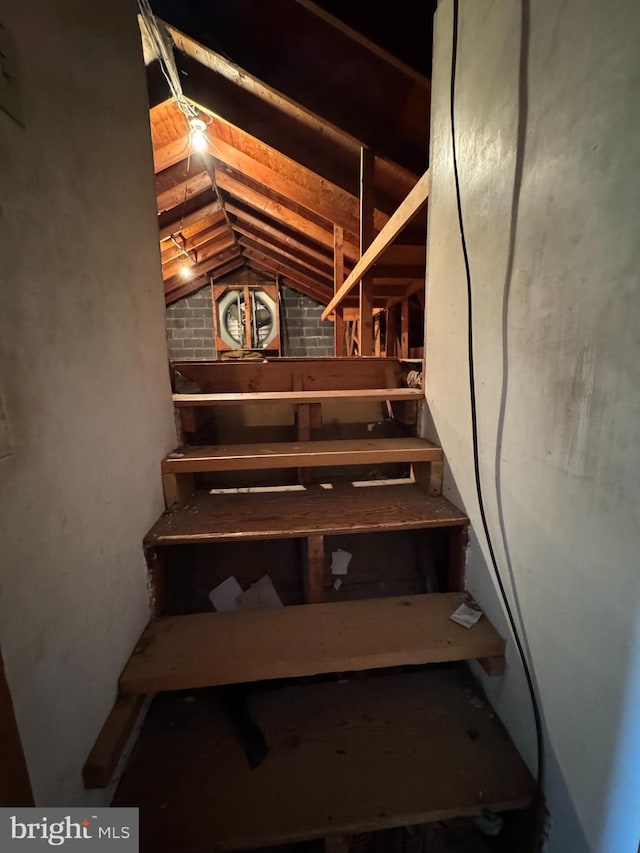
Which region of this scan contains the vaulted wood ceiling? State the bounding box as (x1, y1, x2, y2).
(144, 1, 435, 306)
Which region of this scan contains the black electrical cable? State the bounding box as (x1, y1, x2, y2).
(449, 0, 545, 833)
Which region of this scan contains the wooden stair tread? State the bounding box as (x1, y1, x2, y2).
(113, 669, 535, 850)
(173, 388, 422, 406)
(144, 484, 468, 545)
(120, 593, 505, 694)
(162, 438, 441, 473)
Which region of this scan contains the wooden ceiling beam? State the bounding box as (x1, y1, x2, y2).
(229, 216, 333, 269)
(158, 199, 224, 242)
(194, 234, 238, 264)
(236, 234, 332, 281)
(165, 257, 246, 306)
(201, 124, 364, 234)
(238, 238, 333, 285)
(164, 247, 243, 294)
(248, 262, 331, 307)
(216, 171, 360, 260)
(323, 169, 430, 319)
(163, 22, 420, 190)
(154, 135, 190, 174)
(152, 100, 391, 234)
(156, 170, 212, 215)
(163, 29, 417, 208)
(162, 233, 237, 281)
(161, 221, 230, 263)
(242, 250, 332, 304)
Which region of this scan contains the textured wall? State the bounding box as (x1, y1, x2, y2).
(0, 0, 176, 805)
(280, 286, 334, 357)
(426, 2, 640, 851)
(166, 286, 215, 360)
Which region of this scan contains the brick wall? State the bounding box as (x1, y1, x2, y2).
(165, 286, 215, 360)
(280, 285, 334, 357)
(165, 278, 334, 360)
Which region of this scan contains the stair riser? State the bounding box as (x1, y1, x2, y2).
(162, 463, 443, 510)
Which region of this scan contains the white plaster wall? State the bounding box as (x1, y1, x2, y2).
(426, 2, 640, 851)
(0, 0, 176, 804)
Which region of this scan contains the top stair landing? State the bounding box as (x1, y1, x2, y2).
(172, 356, 413, 393)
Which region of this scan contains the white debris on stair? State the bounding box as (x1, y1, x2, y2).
(208, 576, 243, 611)
(333, 578, 343, 591)
(237, 575, 284, 610)
(209, 575, 284, 612)
(331, 549, 352, 576)
(449, 602, 483, 629)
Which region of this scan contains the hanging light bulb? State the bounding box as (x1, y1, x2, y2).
(189, 118, 208, 153)
(180, 265, 192, 279)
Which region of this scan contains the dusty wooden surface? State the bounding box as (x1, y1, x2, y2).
(173, 388, 422, 406)
(162, 438, 441, 473)
(172, 357, 405, 393)
(120, 593, 504, 693)
(144, 485, 468, 545)
(113, 669, 535, 851)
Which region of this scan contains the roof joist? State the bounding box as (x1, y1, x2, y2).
(164, 23, 418, 210)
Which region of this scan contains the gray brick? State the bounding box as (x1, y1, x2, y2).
(285, 307, 304, 319)
(179, 349, 196, 358)
(190, 338, 207, 348)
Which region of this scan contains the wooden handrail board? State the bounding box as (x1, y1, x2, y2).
(120, 594, 504, 694)
(162, 438, 442, 473)
(144, 485, 468, 545)
(322, 169, 430, 319)
(173, 388, 422, 406)
(113, 670, 535, 848)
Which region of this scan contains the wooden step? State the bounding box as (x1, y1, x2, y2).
(113, 669, 535, 850)
(173, 388, 423, 406)
(145, 483, 467, 546)
(162, 438, 441, 474)
(120, 593, 504, 695)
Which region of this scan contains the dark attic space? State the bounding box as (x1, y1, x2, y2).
(1, 3, 639, 853)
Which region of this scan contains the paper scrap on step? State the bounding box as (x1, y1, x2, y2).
(450, 602, 483, 629)
(209, 576, 243, 612)
(331, 549, 352, 576)
(333, 578, 343, 591)
(237, 574, 284, 610)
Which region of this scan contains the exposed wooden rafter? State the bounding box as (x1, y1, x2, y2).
(322, 169, 430, 320)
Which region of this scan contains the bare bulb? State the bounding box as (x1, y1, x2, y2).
(190, 118, 208, 153)
(180, 265, 192, 279)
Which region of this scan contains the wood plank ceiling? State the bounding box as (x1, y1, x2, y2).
(144, 1, 436, 306)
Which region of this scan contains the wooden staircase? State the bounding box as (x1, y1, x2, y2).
(85, 357, 534, 849)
